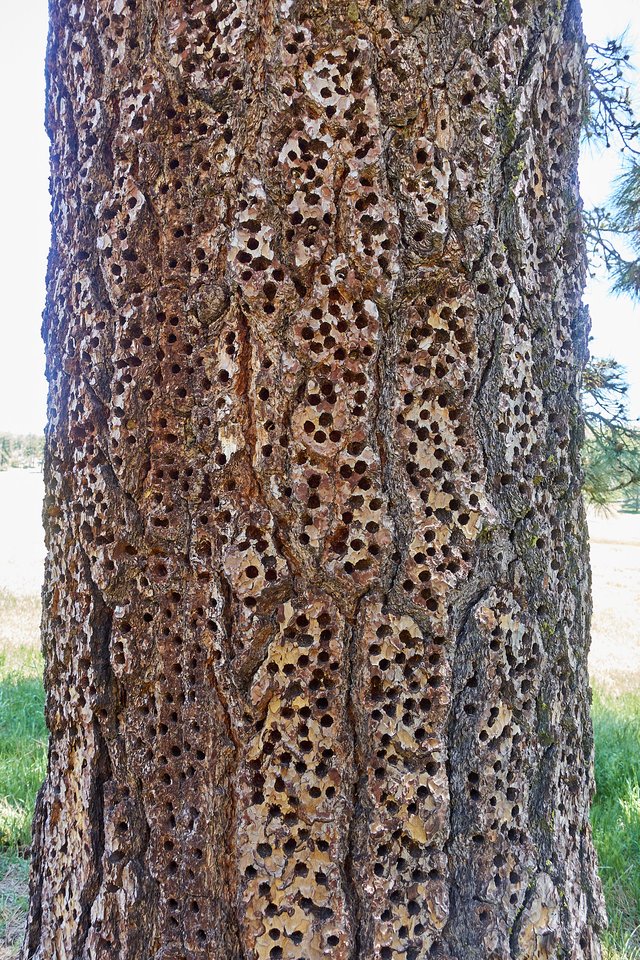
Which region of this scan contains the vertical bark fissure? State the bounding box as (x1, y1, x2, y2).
(344, 607, 367, 960)
(77, 544, 116, 957)
(213, 564, 248, 959)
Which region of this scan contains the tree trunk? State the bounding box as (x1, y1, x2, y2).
(25, 1, 605, 958)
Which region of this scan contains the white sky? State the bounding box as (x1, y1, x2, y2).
(0, 1, 638, 434)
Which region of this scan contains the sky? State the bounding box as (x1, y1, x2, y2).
(0, 1, 638, 435)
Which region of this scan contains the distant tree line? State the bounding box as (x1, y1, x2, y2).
(0, 432, 44, 471)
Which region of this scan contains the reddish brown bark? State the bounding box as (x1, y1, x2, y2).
(26, 1, 604, 958)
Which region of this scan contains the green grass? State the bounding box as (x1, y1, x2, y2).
(0, 643, 44, 948)
(0, 644, 46, 855)
(592, 689, 640, 960)
(0, 637, 638, 956)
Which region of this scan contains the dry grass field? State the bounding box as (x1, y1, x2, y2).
(589, 509, 640, 695)
(0, 469, 638, 958)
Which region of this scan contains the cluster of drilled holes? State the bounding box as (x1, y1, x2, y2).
(167, 1, 245, 89)
(225, 524, 285, 608)
(241, 605, 346, 958)
(120, 74, 159, 135)
(248, 611, 341, 792)
(303, 44, 368, 119)
(493, 321, 544, 467)
(73, 464, 114, 566)
(297, 289, 377, 366)
(107, 308, 240, 459)
(512, 78, 579, 329)
(349, 177, 397, 277)
(300, 379, 341, 447)
(294, 45, 396, 276)
(367, 622, 448, 754)
(97, 183, 150, 296)
(56, 19, 584, 957)
(457, 66, 486, 109)
(372, 833, 445, 957)
(357, 610, 451, 954)
(279, 121, 335, 263)
(34, 658, 112, 941)
(131, 637, 217, 938)
(405, 148, 451, 229)
(459, 601, 543, 909)
(289, 425, 387, 578)
(393, 296, 484, 605)
(295, 358, 378, 460)
(91, 2, 138, 68)
(75, 102, 103, 190)
(232, 193, 277, 280)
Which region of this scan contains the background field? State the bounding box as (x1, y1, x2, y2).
(0, 469, 638, 959)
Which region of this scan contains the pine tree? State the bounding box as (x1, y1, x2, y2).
(24, 2, 604, 958)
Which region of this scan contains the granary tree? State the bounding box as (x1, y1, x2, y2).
(25, 0, 605, 958)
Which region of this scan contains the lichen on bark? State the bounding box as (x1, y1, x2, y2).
(25, 1, 604, 958)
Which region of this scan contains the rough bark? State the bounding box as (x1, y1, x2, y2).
(26, 0, 604, 958)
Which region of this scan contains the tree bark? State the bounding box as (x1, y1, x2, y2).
(26, 1, 605, 958)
